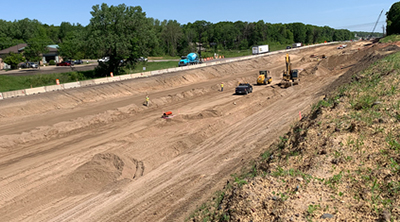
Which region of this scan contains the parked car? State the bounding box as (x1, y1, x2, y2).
(74, 60, 83, 64)
(235, 83, 253, 95)
(286, 46, 292, 49)
(56, 61, 72, 66)
(138, 57, 148, 62)
(98, 57, 110, 63)
(20, 62, 38, 68)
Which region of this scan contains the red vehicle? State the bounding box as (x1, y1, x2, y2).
(56, 61, 72, 66)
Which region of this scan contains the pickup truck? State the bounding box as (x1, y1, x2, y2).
(235, 83, 253, 95)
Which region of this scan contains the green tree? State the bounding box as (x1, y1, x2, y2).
(58, 31, 85, 61)
(87, 3, 155, 75)
(161, 20, 182, 56)
(387, 1, 400, 35)
(3, 52, 25, 69)
(24, 36, 53, 63)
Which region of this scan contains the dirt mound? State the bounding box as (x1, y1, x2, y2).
(382, 44, 400, 51)
(182, 109, 222, 120)
(65, 153, 125, 193)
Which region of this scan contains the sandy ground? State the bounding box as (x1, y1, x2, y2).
(0, 41, 375, 221)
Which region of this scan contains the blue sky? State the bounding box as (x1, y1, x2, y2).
(0, 0, 396, 31)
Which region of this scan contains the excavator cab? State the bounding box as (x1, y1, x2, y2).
(281, 54, 299, 87)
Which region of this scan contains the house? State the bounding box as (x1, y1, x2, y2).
(0, 44, 60, 69)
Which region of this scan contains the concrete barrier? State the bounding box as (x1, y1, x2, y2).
(45, 85, 64, 91)
(131, 73, 142, 78)
(167, 68, 177, 73)
(63, 82, 81, 89)
(108, 76, 120, 82)
(150, 70, 160, 75)
(93, 78, 109, 84)
(79, 80, 95, 87)
(119, 74, 132, 80)
(25, 86, 46, 95)
(3, 89, 26, 99)
(0, 92, 3, 100)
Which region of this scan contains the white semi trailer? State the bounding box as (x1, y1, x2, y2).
(252, 45, 269, 55)
(292, 43, 302, 48)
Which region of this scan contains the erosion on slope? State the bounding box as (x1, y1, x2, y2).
(189, 47, 400, 221)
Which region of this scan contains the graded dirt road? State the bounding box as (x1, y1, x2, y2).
(0, 41, 383, 221)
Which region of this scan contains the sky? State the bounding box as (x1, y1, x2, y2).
(0, 0, 396, 32)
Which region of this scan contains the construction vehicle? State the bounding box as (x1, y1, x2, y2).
(178, 53, 200, 67)
(257, 70, 272, 85)
(235, 83, 253, 95)
(280, 53, 299, 88)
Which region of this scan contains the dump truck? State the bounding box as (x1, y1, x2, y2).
(252, 45, 269, 55)
(257, 70, 272, 85)
(178, 53, 200, 67)
(280, 53, 299, 88)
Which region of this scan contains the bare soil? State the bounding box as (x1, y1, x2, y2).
(0, 41, 395, 221)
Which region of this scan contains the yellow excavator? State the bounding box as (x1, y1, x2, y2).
(281, 53, 299, 88)
(257, 70, 272, 85)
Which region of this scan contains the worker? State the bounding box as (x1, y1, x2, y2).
(220, 82, 224, 92)
(145, 95, 150, 106)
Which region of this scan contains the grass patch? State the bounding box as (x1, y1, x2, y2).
(0, 70, 95, 92)
(124, 61, 178, 73)
(379, 34, 400, 43)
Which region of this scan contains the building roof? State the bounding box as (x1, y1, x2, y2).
(0, 44, 59, 55)
(0, 43, 28, 55)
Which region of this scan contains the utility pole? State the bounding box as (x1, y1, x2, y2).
(198, 33, 202, 63)
(382, 25, 385, 37)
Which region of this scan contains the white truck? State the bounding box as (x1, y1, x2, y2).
(292, 43, 302, 48)
(252, 45, 269, 55)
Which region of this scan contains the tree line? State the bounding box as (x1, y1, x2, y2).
(0, 3, 356, 75)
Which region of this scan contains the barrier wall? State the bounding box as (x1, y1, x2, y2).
(93, 78, 109, 84)
(108, 76, 120, 82)
(1, 42, 340, 100)
(25, 87, 46, 95)
(80, 80, 95, 87)
(119, 74, 132, 80)
(3, 89, 26, 99)
(131, 73, 143, 78)
(63, 82, 81, 89)
(45, 85, 64, 91)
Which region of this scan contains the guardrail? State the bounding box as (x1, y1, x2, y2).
(0, 42, 339, 100)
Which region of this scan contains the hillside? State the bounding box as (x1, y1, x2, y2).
(189, 44, 400, 221)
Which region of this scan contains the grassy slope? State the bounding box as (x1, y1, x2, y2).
(189, 51, 400, 221)
(380, 35, 400, 43)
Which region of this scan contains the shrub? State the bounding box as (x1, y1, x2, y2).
(49, 60, 55, 65)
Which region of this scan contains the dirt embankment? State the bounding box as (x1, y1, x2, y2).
(1, 41, 397, 222)
(190, 44, 400, 221)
